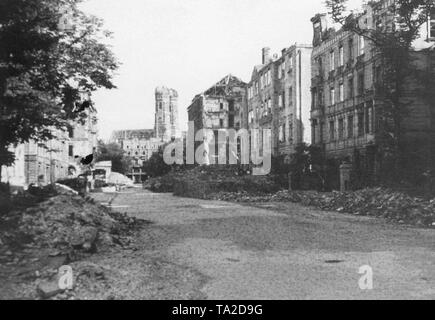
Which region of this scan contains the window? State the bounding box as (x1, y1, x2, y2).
(359, 35, 365, 56)
(339, 46, 344, 66)
(375, 65, 382, 85)
(279, 125, 284, 142)
(220, 102, 224, 110)
(289, 87, 293, 105)
(366, 103, 374, 133)
(278, 94, 283, 109)
(330, 87, 335, 105)
(338, 118, 344, 140)
(220, 119, 224, 127)
(249, 111, 254, 123)
(329, 120, 335, 141)
(358, 73, 365, 95)
(330, 51, 335, 71)
(68, 145, 74, 157)
(348, 78, 354, 98)
(358, 112, 364, 136)
(288, 56, 293, 69)
(348, 115, 354, 138)
(349, 39, 354, 60)
(311, 88, 317, 110)
(430, 9, 435, 39)
(339, 83, 344, 102)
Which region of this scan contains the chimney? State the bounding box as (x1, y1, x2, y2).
(262, 47, 271, 64)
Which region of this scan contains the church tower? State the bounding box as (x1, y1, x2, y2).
(155, 87, 180, 142)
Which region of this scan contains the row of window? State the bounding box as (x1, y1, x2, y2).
(247, 69, 272, 99)
(317, 35, 365, 74)
(313, 72, 366, 108)
(323, 107, 373, 142)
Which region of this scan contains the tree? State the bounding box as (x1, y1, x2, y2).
(325, 0, 435, 184)
(0, 0, 118, 177)
(143, 147, 172, 178)
(96, 141, 131, 174)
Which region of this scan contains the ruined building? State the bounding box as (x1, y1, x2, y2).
(187, 75, 248, 164)
(155, 87, 180, 142)
(110, 129, 162, 183)
(247, 45, 312, 158)
(188, 75, 247, 132)
(310, 1, 435, 187)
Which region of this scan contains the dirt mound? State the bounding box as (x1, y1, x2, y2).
(0, 188, 148, 269)
(209, 188, 435, 227)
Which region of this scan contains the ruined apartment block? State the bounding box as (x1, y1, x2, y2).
(188, 74, 248, 154)
(310, 0, 435, 184)
(247, 45, 312, 158)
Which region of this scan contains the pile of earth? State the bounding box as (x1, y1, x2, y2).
(208, 188, 435, 227)
(1, 192, 145, 259)
(0, 185, 149, 299)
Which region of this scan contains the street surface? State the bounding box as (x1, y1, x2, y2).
(98, 188, 435, 300)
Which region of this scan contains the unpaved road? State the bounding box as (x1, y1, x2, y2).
(96, 188, 435, 300)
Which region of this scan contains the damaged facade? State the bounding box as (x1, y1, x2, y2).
(187, 75, 248, 163)
(247, 45, 312, 158)
(110, 129, 163, 183)
(310, 1, 435, 187)
(188, 74, 247, 132)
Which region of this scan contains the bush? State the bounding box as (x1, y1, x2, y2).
(171, 165, 282, 199)
(143, 149, 172, 178)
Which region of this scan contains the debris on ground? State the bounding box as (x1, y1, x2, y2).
(0, 186, 149, 299)
(207, 188, 435, 227)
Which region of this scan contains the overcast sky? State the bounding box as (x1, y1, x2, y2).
(80, 0, 363, 140)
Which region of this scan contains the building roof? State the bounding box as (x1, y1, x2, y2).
(203, 74, 247, 97)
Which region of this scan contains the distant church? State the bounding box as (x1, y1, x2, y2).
(111, 86, 180, 182)
(155, 86, 180, 142)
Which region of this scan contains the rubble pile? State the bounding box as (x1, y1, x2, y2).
(1, 191, 144, 259)
(0, 186, 148, 300)
(208, 188, 435, 227)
